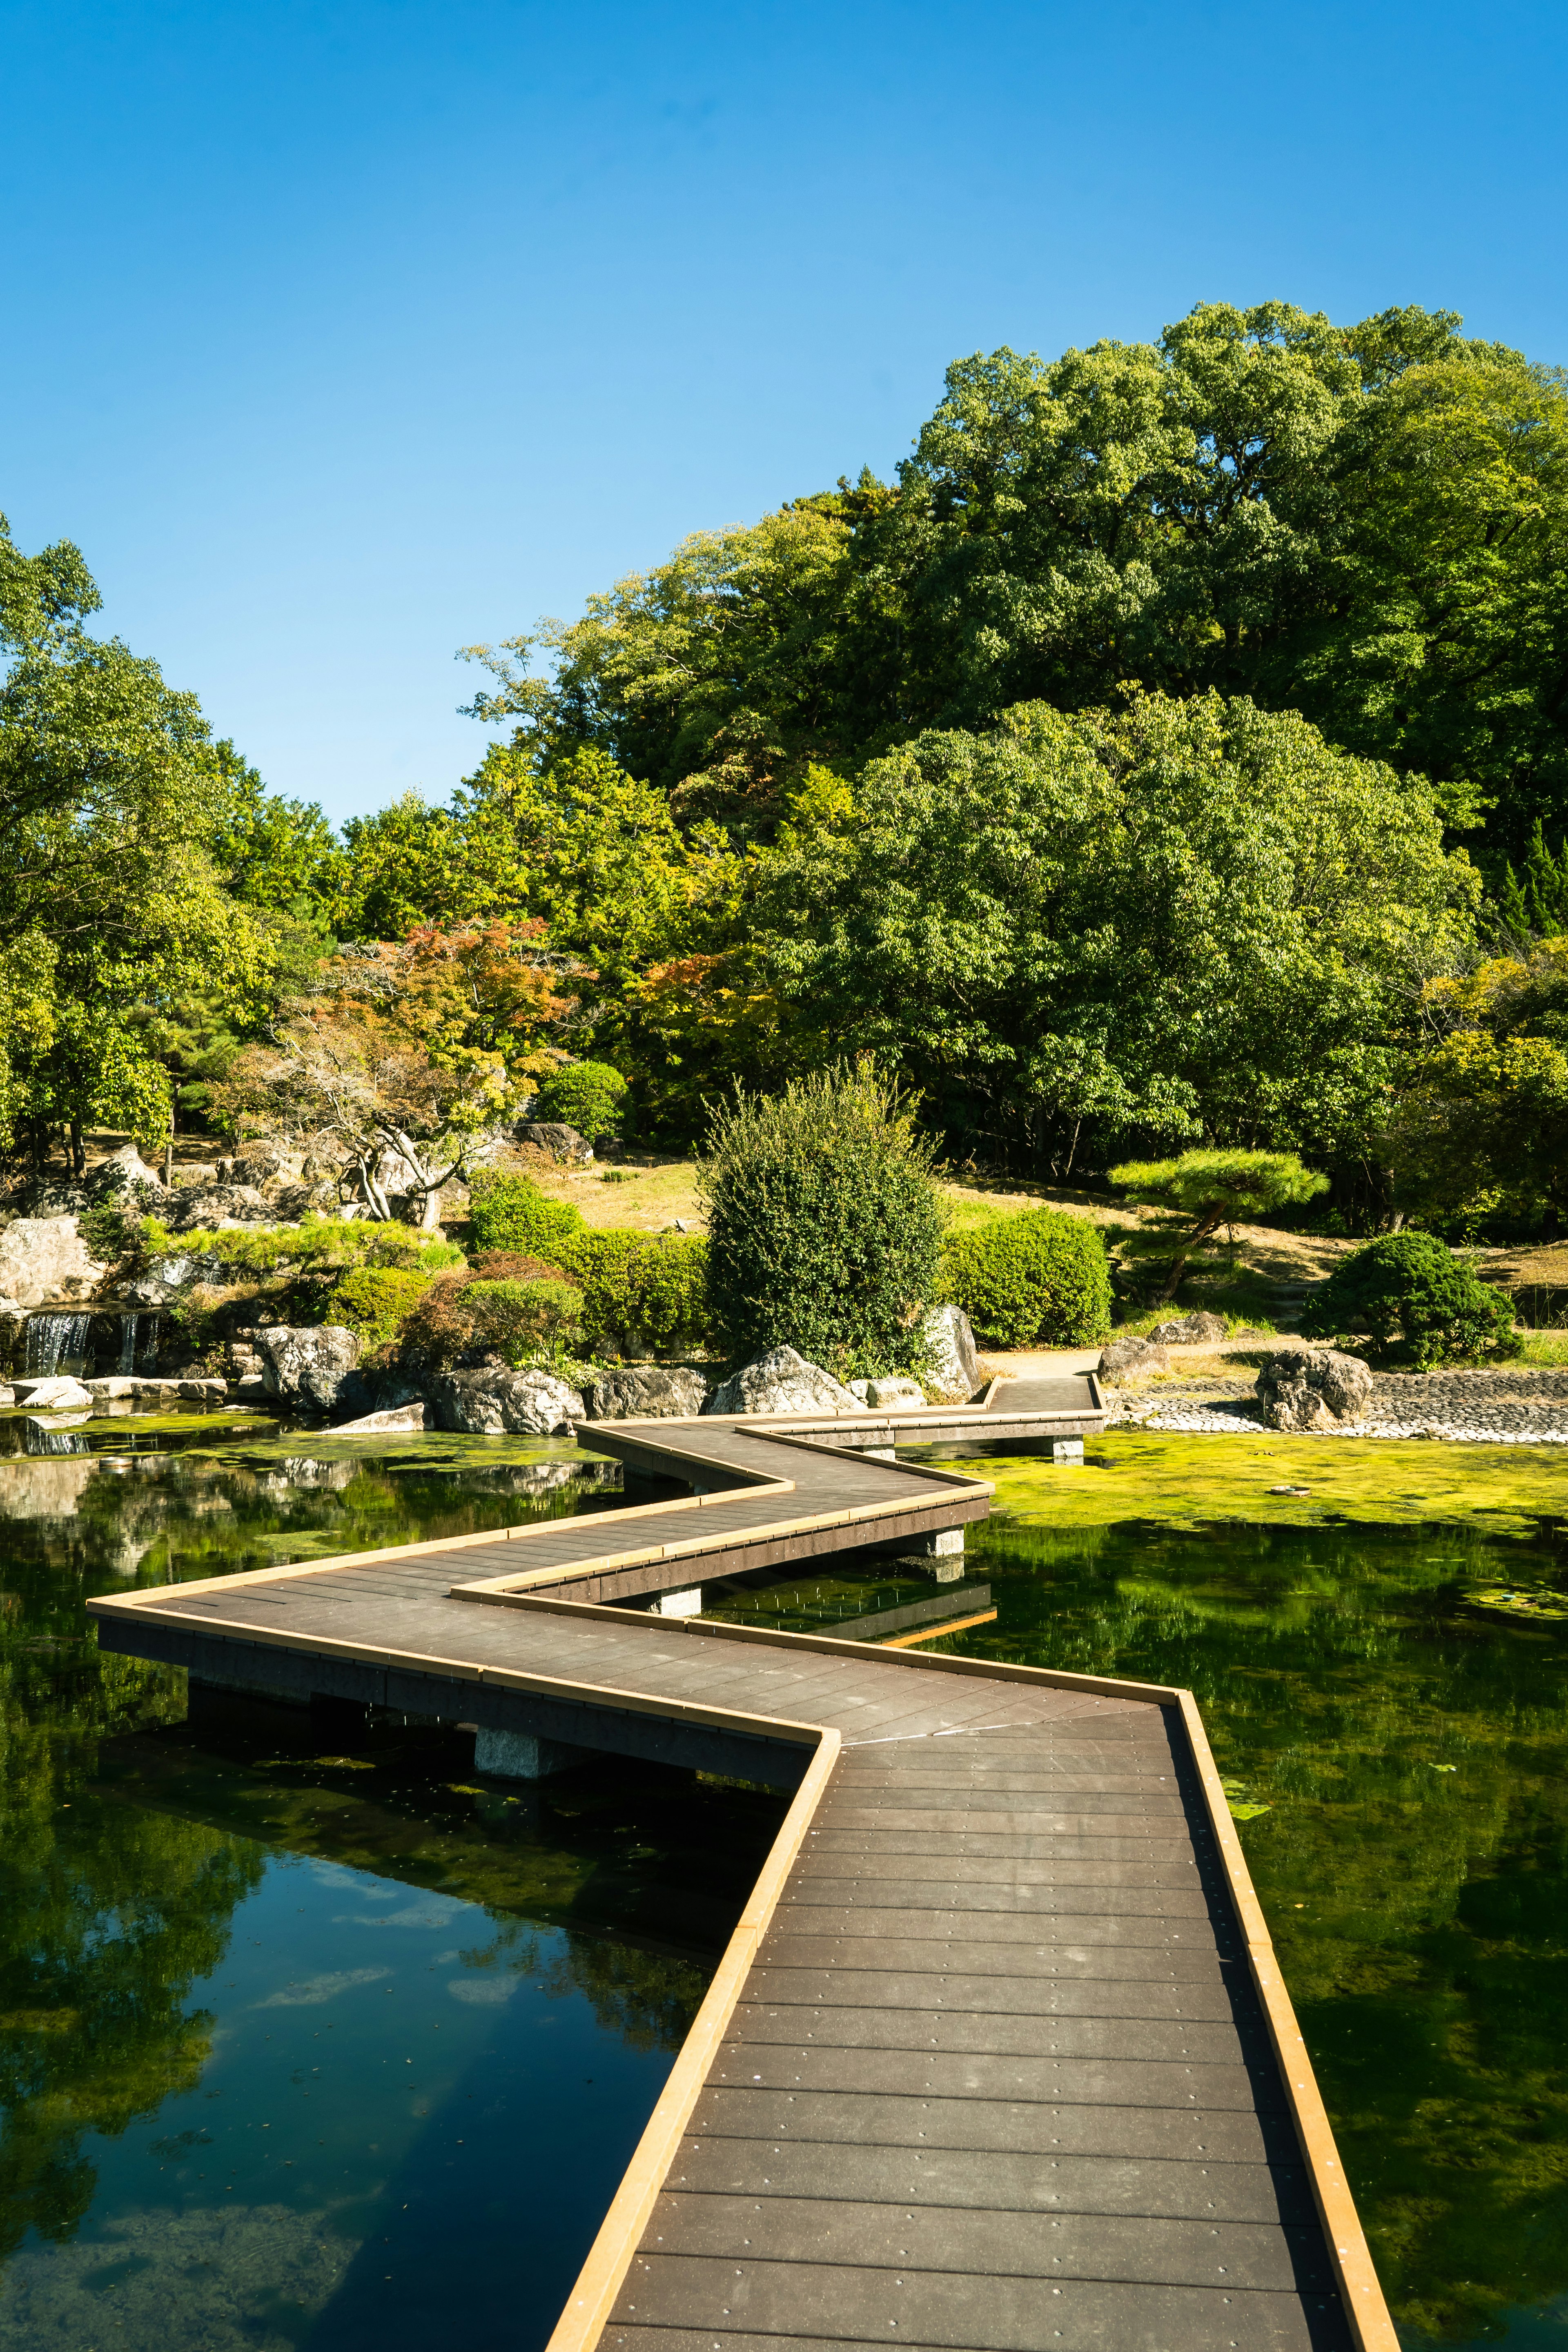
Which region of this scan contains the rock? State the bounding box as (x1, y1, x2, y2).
(515, 1121, 593, 1163)
(581, 1365, 710, 1421)
(118, 1251, 226, 1306)
(920, 1305, 983, 1403)
(28, 1143, 167, 1216)
(256, 1325, 361, 1412)
(864, 1376, 926, 1409)
(11, 1375, 94, 1410)
(176, 1379, 228, 1404)
(235, 1372, 268, 1400)
(429, 1368, 585, 1435)
(1097, 1335, 1171, 1382)
(0, 1385, 11, 1408)
(1146, 1312, 1227, 1346)
(165, 1184, 271, 1232)
(0, 1294, 24, 1316)
(702, 1346, 861, 1418)
(1257, 1346, 1374, 1431)
(330, 1400, 434, 1434)
(82, 1376, 140, 1400)
(0, 1218, 108, 1308)
(230, 1145, 290, 1188)
(270, 1180, 339, 1221)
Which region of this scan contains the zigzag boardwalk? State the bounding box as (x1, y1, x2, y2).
(88, 1388, 1394, 2352)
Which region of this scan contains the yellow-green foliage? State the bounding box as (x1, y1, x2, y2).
(960, 1428, 1568, 1541)
(942, 1209, 1111, 1347)
(559, 1229, 708, 1357)
(328, 1265, 443, 1348)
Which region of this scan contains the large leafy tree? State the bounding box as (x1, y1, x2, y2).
(736, 691, 1477, 1172)
(0, 513, 265, 1164)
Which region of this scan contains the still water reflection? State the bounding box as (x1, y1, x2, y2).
(0, 1430, 785, 2351)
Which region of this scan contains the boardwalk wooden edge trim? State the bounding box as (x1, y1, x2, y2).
(1176, 1691, 1398, 2352)
(542, 1730, 841, 2352)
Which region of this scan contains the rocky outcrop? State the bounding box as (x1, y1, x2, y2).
(921, 1305, 982, 1404)
(0, 1218, 108, 1309)
(1098, 1335, 1170, 1382)
(118, 1250, 227, 1307)
(165, 1183, 273, 1232)
(581, 1365, 710, 1420)
(702, 1346, 860, 1418)
(429, 1368, 585, 1435)
(863, 1376, 926, 1409)
(1257, 1346, 1373, 1431)
(1146, 1312, 1227, 1346)
(256, 1325, 361, 1412)
(515, 1122, 592, 1163)
(27, 1143, 167, 1217)
(82, 1376, 226, 1406)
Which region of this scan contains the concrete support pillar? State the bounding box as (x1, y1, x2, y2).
(911, 1528, 965, 1584)
(1050, 1437, 1085, 1463)
(651, 1586, 702, 1618)
(474, 1728, 591, 1780)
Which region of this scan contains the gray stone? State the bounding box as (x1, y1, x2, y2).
(0, 1385, 12, 1408)
(1146, 1311, 1227, 1346)
(1257, 1345, 1374, 1432)
(28, 1143, 167, 1217)
(515, 1121, 593, 1163)
(118, 1250, 226, 1306)
(864, 1376, 926, 1409)
(1097, 1335, 1170, 1382)
(11, 1375, 94, 1410)
(702, 1345, 861, 1418)
(165, 1184, 271, 1233)
(921, 1304, 983, 1403)
(0, 1217, 107, 1309)
(429, 1368, 585, 1435)
(582, 1365, 710, 1421)
(329, 1400, 434, 1434)
(256, 1325, 361, 1412)
(235, 1372, 268, 1401)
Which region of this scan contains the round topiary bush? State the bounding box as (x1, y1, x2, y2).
(699, 1066, 943, 1380)
(1299, 1232, 1521, 1368)
(533, 1060, 631, 1140)
(467, 1169, 586, 1261)
(942, 1210, 1113, 1349)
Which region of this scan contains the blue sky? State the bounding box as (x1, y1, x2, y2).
(2, 0, 1564, 827)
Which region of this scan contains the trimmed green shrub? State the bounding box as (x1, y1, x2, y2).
(559, 1230, 708, 1358)
(1299, 1232, 1521, 1367)
(467, 1169, 586, 1260)
(699, 1067, 943, 1379)
(329, 1265, 443, 1349)
(943, 1211, 1112, 1348)
(534, 1060, 631, 1139)
(463, 1277, 583, 1364)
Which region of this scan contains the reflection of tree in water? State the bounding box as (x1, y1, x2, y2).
(0, 1615, 263, 2266)
(456, 1920, 706, 2054)
(964, 1514, 1568, 2344)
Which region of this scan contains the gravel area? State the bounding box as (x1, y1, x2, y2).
(1105, 1365, 1568, 1444)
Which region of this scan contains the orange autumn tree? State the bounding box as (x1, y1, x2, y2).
(217, 920, 581, 1225)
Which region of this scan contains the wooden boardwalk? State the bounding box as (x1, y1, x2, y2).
(87, 1385, 1394, 2352)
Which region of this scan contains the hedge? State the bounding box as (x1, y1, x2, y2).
(559, 1230, 708, 1359)
(467, 1170, 586, 1261)
(943, 1210, 1112, 1348)
(1299, 1232, 1521, 1367)
(533, 1060, 631, 1139)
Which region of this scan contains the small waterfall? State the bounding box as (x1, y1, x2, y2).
(136, 1312, 161, 1372)
(120, 1313, 139, 1373)
(25, 1312, 93, 1378)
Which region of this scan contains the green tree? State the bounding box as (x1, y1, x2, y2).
(699, 1064, 944, 1379)
(1109, 1148, 1329, 1301)
(746, 691, 1476, 1173)
(1298, 1230, 1520, 1366)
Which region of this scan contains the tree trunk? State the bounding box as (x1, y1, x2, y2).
(69, 1121, 86, 1177)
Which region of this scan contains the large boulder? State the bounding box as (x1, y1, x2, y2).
(165, 1183, 272, 1232)
(1097, 1334, 1170, 1383)
(28, 1143, 167, 1217)
(329, 1401, 434, 1434)
(118, 1250, 226, 1306)
(11, 1375, 94, 1410)
(429, 1368, 585, 1435)
(582, 1365, 710, 1421)
(864, 1376, 926, 1409)
(920, 1305, 983, 1404)
(1146, 1311, 1227, 1346)
(0, 1218, 107, 1308)
(515, 1121, 592, 1163)
(702, 1346, 860, 1418)
(1257, 1346, 1373, 1432)
(256, 1325, 361, 1412)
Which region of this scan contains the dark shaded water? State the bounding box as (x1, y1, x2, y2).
(0, 1430, 784, 2352)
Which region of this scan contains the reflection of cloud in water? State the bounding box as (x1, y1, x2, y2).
(0, 2200, 358, 2352)
(446, 1977, 517, 2006)
(338, 1902, 464, 1929)
(255, 1967, 390, 2007)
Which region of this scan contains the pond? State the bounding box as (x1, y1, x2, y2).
(0, 1420, 1565, 2350)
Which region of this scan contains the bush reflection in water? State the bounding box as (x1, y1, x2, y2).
(0, 1432, 785, 2352)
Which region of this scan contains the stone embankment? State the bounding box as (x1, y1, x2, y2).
(1114, 1363, 1568, 1443)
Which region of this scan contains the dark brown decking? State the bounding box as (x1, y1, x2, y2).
(86, 1386, 1395, 2352)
